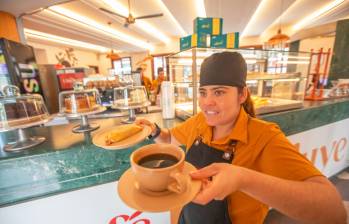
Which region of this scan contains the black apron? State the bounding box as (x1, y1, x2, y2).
(179, 136, 236, 224)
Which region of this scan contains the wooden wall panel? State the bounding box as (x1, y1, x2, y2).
(0, 11, 20, 42)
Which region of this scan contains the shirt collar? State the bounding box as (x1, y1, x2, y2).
(196, 107, 249, 145)
(226, 107, 249, 144)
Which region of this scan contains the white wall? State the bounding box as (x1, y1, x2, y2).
(28, 42, 102, 69)
(28, 42, 155, 79)
(96, 53, 112, 75)
(152, 37, 179, 54)
(299, 36, 335, 52)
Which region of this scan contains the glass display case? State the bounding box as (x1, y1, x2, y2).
(58, 88, 105, 133)
(113, 86, 149, 108)
(113, 86, 150, 123)
(0, 85, 51, 151)
(167, 48, 310, 119)
(59, 89, 101, 115)
(0, 86, 49, 131)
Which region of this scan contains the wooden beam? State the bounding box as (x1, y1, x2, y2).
(0, 11, 20, 42)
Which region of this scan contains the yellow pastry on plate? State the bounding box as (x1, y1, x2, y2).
(251, 96, 270, 108)
(105, 124, 143, 145)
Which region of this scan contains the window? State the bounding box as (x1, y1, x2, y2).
(153, 55, 167, 79)
(112, 57, 132, 75)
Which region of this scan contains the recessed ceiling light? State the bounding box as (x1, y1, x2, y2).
(24, 28, 111, 52)
(195, 0, 206, 17)
(49, 6, 154, 51)
(241, 0, 270, 38)
(157, 0, 187, 36)
(293, 0, 345, 31)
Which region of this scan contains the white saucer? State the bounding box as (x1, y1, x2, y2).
(118, 162, 202, 212)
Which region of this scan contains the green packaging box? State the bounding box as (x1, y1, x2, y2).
(211, 32, 239, 48)
(180, 33, 210, 51)
(193, 17, 223, 35)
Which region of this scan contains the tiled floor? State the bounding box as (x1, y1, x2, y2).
(264, 167, 349, 224)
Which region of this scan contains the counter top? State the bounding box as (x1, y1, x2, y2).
(0, 98, 349, 207)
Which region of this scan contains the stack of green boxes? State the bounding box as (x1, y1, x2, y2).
(180, 17, 239, 51)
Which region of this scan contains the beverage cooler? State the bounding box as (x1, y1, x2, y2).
(0, 38, 44, 95)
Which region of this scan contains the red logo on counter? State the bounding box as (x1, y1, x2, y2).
(109, 211, 150, 224)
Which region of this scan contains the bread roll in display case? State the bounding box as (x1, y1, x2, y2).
(167, 48, 310, 120)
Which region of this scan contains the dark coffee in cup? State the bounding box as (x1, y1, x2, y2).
(138, 153, 179, 169)
(131, 143, 187, 193)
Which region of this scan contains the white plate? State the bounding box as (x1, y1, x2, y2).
(92, 125, 151, 150)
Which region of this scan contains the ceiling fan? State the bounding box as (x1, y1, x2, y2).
(99, 0, 163, 27)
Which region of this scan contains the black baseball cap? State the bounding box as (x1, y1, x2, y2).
(200, 51, 247, 87)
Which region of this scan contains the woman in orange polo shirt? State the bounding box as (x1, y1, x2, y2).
(137, 52, 346, 224)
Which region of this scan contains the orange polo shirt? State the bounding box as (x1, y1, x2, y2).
(170, 107, 323, 224)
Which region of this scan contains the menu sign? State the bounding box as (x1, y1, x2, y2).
(0, 38, 43, 95)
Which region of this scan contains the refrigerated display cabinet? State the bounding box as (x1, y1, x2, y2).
(167, 48, 310, 120)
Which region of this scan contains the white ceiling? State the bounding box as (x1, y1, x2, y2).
(1, 0, 349, 53)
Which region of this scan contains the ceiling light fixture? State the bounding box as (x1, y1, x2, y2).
(49, 6, 154, 51)
(195, 0, 206, 17)
(267, 29, 290, 45)
(101, 0, 170, 43)
(24, 28, 111, 52)
(267, 0, 289, 47)
(293, 0, 345, 31)
(157, 0, 187, 36)
(241, 0, 270, 38)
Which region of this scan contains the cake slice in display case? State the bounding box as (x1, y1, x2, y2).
(0, 85, 51, 152)
(58, 88, 106, 133)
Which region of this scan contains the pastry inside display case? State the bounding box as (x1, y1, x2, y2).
(85, 78, 120, 89)
(59, 88, 105, 133)
(326, 79, 349, 98)
(114, 86, 149, 108)
(59, 89, 101, 115)
(0, 85, 51, 151)
(168, 48, 310, 119)
(83, 76, 121, 107)
(0, 94, 49, 129)
(112, 86, 150, 123)
(64, 94, 97, 113)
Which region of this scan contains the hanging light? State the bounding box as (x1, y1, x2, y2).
(106, 50, 121, 60)
(106, 21, 121, 60)
(268, 28, 290, 45)
(267, 0, 290, 47)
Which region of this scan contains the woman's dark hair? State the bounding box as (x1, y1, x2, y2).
(238, 87, 256, 118)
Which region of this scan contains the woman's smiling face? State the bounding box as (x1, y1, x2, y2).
(198, 85, 245, 127)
